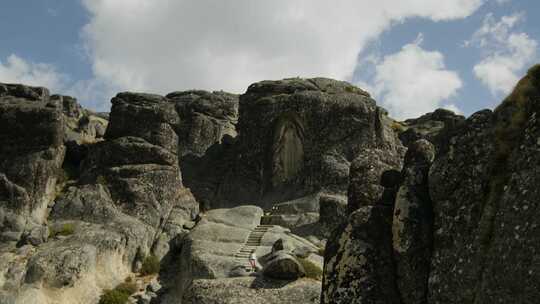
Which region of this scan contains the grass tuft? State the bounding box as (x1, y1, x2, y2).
(140, 255, 160, 275)
(98, 281, 138, 304)
(298, 258, 323, 281)
(49, 223, 75, 238)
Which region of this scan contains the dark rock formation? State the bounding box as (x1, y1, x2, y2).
(263, 251, 306, 280)
(167, 90, 238, 157)
(0, 83, 65, 241)
(322, 65, 540, 304)
(392, 139, 435, 304)
(4, 66, 540, 304)
(398, 108, 465, 147)
(322, 147, 403, 304)
(185, 78, 404, 210)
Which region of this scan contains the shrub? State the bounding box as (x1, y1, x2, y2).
(98, 289, 130, 304)
(391, 121, 406, 133)
(96, 175, 107, 185)
(140, 255, 160, 275)
(49, 223, 75, 238)
(98, 281, 138, 304)
(298, 258, 323, 281)
(114, 282, 138, 295)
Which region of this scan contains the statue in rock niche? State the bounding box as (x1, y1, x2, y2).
(270, 113, 305, 187)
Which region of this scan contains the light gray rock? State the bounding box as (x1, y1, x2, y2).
(263, 251, 305, 280)
(182, 277, 321, 304)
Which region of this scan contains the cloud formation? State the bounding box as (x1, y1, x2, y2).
(469, 12, 538, 96)
(0, 54, 67, 92)
(78, 0, 483, 109)
(361, 36, 463, 119)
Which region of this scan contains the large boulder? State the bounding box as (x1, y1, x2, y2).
(398, 108, 464, 147)
(263, 251, 305, 280)
(82, 92, 198, 235)
(0, 83, 65, 239)
(167, 90, 239, 157)
(183, 78, 404, 210)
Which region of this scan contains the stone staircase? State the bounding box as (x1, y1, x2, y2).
(234, 224, 275, 269)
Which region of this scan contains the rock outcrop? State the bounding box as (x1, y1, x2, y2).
(4, 65, 540, 304)
(159, 205, 322, 303)
(321, 147, 403, 304)
(322, 65, 540, 304)
(0, 83, 65, 242)
(183, 78, 404, 211)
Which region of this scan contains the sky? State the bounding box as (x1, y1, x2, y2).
(0, 0, 538, 119)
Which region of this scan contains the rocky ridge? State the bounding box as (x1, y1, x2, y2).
(1, 64, 539, 304)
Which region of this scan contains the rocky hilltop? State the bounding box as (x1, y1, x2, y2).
(0, 65, 539, 304)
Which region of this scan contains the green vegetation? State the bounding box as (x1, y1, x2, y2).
(298, 258, 323, 281)
(140, 255, 160, 275)
(391, 121, 407, 133)
(98, 281, 138, 304)
(98, 289, 129, 304)
(114, 282, 138, 295)
(49, 223, 75, 238)
(493, 64, 540, 163)
(317, 246, 325, 257)
(96, 175, 108, 185)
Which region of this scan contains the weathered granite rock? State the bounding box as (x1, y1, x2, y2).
(427, 65, 540, 303)
(322, 147, 403, 304)
(347, 148, 403, 213)
(318, 193, 347, 237)
(322, 206, 400, 304)
(167, 90, 239, 157)
(392, 139, 435, 304)
(261, 193, 321, 236)
(263, 251, 305, 280)
(159, 205, 320, 303)
(322, 65, 540, 304)
(399, 108, 464, 147)
(0, 83, 65, 238)
(82, 92, 198, 255)
(184, 78, 404, 210)
(54, 94, 108, 145)
(427, 109, 496, 303)
(182, 277, 321, 304)
(105, 92, 179, 152)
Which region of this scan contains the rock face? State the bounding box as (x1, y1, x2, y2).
(5, 66, 540, 304)
(184, 78, 404, 210)
(322, 65, 540, 304)
(159, 205, 322, 303)
(392, 139, 435, 304)
(0, 83, 65, 241)
(182, 277, 321, 304)
(322, 147, 403, 304)
(0, 88, 197, 303)
(263, 251, 306, 280)
(398, 108, 464, 147)
(167, 90, 239, 157)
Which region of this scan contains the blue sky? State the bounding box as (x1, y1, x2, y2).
(0, 1, 538, 119)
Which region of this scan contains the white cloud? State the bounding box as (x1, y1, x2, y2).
(469, 13, 538, 96)
(361, 37, 463, 119)
(78, 0, 483, 103)
(0, 54, 67, 92)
